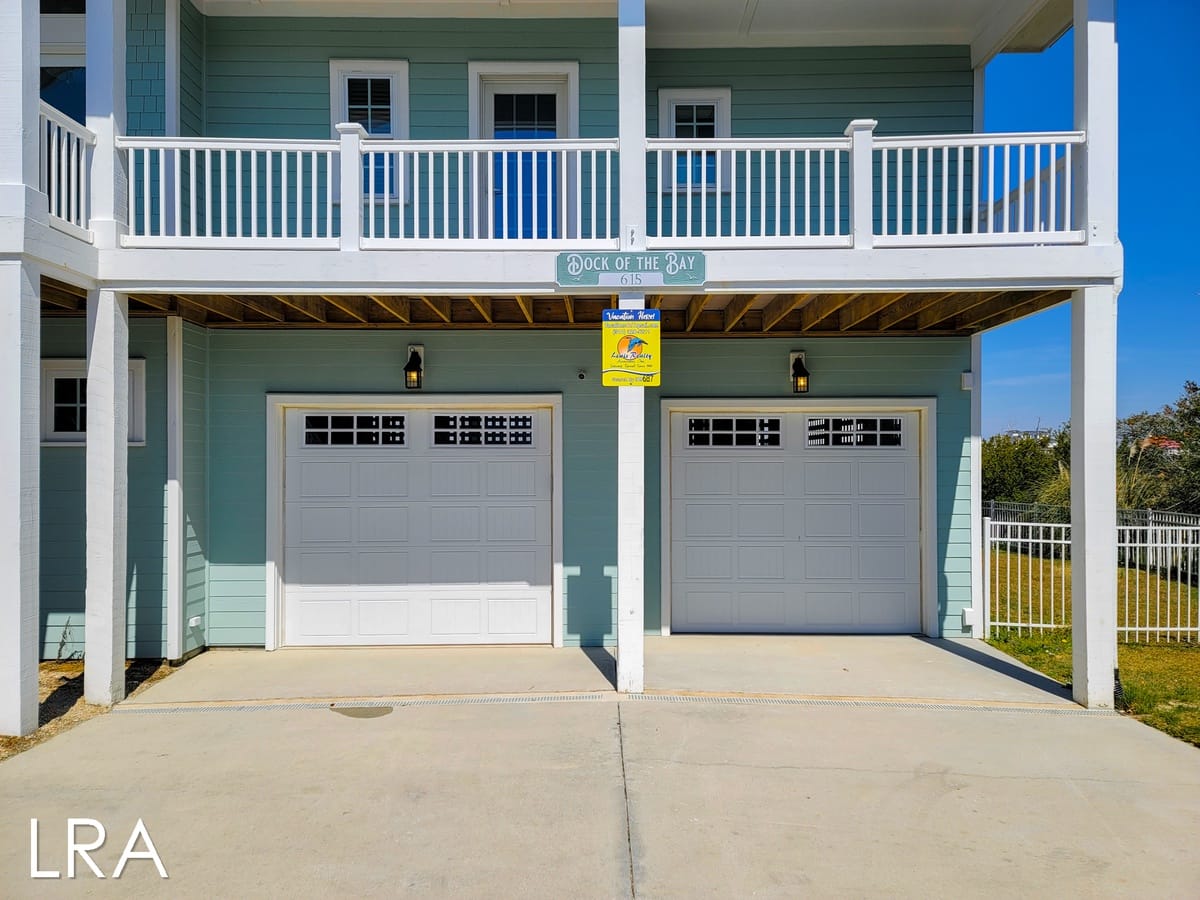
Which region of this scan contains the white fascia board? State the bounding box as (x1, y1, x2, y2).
(97, 244, 1122, 296)
(971, 0, 1060, 67)
(19, 219, 100, 288)
(195, 0, 614, 17)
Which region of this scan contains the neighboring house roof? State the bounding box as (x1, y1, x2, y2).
(1140, 436, 1183, 454)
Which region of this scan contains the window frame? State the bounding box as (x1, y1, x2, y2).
(329, 59, 410, 201)
(40, 359, 147, 447)
(658, 87, 732, 192)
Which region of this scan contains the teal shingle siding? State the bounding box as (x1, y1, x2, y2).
(180, 0, 205, 136)
(192, 331, 972, 647)
(39, 320, 169, 659)
(127, 0, 166, 136)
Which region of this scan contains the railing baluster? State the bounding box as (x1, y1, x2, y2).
(265, 149, 273, 238)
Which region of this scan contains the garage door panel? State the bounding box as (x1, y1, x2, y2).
(672, 409, 921, 635)
(283, 405, 552, 646)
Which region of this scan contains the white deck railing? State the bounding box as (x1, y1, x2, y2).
(876, 131, 1086, 247)
(39, 101, 96, 242)
(359, 139, 619, 247)
(646, 138, 852, 248)
(985, 519, 1200, 643)
(116, 124, 1089, 251)
(118, 137, 339, 247)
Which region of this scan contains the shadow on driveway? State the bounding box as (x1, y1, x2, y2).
(918, 636, 1072, 701)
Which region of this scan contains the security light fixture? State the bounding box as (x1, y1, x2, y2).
(404, 345, 424, 390)
(789, 351, 810, 394)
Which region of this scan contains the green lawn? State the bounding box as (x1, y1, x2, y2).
(989, 629, 1200, 747)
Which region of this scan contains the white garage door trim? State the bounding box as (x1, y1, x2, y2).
(659, 397, 939, 637)
(265, 393, 564, 650)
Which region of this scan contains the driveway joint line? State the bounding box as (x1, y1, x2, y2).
(617, 701, 637, 899)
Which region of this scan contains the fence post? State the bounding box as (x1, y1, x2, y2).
(982, 516, 992, 639)
(844, 119, 876, 249)
(336, 123, 365, 251)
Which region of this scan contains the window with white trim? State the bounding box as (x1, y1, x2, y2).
(658, 87, 731, 190)
(41, 359, 147, 445)
(329, 60, 409, 198)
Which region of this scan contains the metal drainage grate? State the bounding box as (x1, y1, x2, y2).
(114, 693, 614, 715)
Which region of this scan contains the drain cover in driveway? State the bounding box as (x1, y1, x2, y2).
(330, 705, 393, 719)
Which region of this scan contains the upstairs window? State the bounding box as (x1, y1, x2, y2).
(659, 88, 731, 190)
(329, 60, 409, 197)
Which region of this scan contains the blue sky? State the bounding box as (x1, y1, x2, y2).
(981, 1, 1200, 435)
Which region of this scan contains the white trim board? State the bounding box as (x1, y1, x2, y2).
(264, 393, 565, 651)
(658, 397, 940, 638)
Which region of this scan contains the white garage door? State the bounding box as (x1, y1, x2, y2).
(283, 407, 553, 646)
(671, 411, 921, 633)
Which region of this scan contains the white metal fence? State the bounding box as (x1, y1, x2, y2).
(39, 101, 95, 241)
(985, 518, 1200, 642)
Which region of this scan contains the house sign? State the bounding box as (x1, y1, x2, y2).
(556, 251, 705, 288)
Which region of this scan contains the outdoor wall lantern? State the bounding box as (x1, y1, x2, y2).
(404, 345, 424, 390)
(789, 351, 810, 394)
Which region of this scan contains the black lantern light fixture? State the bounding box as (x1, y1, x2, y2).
(404, 344, 424, 390)
(789, 351, 810, 394)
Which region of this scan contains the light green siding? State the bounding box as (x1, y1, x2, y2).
(180, 0, 205, 136)
(182, 323, 209, 655)
(201, 330, 618, 647)
(201, 18, 618, 140)
(197, 331, 971, 646)
(646, 46, 973, 138)
(127, 0, 166, 136)
(39, 319, 170, 659)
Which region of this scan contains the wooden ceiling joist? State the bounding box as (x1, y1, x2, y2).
(952, 290, 1060, 331)
(723, 294, 757, 332)
(800, 294, 854, 331)
(236, 296, 286, 322)
(130, 293, 173, 311)
(875, 292, 953, 331)
(563, 297, 575, 324)
(368, 296, 410, 323)
(418, 296, 452, 323)
(917, 291, 1003, 330)
(762, 293, 812, 332)
(321, 295, 371, 323)
(514, 295, 535, 324)
(685, 295, 708, 332)
(967, 290, 1070, 332)
(41, 290, 83, 311)
(838, 293, 902, 331)
(276, 295, 327, 323)
(180, 294, 244, 322)
(466, 296, 493, 323)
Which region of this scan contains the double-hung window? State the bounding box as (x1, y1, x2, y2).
(659, 88, 731, 191)
(330, 60, 409, 198)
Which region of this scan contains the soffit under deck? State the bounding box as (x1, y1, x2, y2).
(41, 278, 1070, 336)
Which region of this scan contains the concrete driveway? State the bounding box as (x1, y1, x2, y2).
(1, 689, 1198, 897)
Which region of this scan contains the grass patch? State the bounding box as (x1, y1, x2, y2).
(989, 629, 1200, 746)
(0, 660, 173, 763)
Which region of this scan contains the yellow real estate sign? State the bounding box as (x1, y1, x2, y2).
(601, 309, 661, 387)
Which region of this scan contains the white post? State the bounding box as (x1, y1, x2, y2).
(165, 317, 185, 661)
(981, 517, 992, 640)
(337, 123, 365, 251)
(0, 0, 40, 197)
(968, 334, 984, 635)
(616, 294, 646, 693)
(0, 260, 42, 737)
(1070, 285, 1118, 708)
(85, 290, 129, 706)
(844, 119, 877, 250)
(87, 0, 129, 249)
(1074, 0, 1118, 245)
(618, 0, 647, 250)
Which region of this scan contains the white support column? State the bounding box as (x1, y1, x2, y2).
(972, 66, 985, 133)
(1070, 285, 1118, 708)
(165, 317, 185, 661)
(844, 119, 876, 250)
(1074, 0, 1118, 245)
(0, 0, 40, 199)
(968, 334, 984, 635)
(87, 0, 129, 249)
(85, 290, 129, 706)
(618, 0, 647, 250)
(616, 293, 646, 693)
(0, 260, 42, 737)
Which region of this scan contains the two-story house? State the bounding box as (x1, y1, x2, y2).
(0, 0, 1122, 736)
